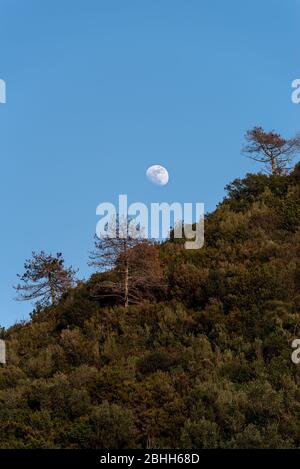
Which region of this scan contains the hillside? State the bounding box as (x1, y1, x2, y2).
(1, 165, 300, 449)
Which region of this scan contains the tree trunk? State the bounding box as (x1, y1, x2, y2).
(271, 156, 276, 175)
(124, 262, 129, 308)
(48, 272, 56, 305)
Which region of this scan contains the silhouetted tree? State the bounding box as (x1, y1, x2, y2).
(15, 251, 77, 306)
(243, 127, 300, 175)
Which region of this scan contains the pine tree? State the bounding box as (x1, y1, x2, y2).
(243, 127, 300, 175)
(15, 251, 77, 306)
(88, 218, 164, 306)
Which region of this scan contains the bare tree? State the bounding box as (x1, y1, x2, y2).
(242, 127, 300, 175)
(88, 218, 165, 306)
(15, 251, 77, 306)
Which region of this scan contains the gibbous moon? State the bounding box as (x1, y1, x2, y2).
(146, 165, 169, 186)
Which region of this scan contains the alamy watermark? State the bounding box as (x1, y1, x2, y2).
(95, 195, 204, 250)
(0, 79, 6, 104)
(291, 339, 300, 364)
(0, 340, 6, 365)
(291, 79, 300, 104)
(0, 82, 6, 364)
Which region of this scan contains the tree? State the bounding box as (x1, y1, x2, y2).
(242, 127, 300, 175)
(14, 251, 77, 306)
(88, 218, 164, 307)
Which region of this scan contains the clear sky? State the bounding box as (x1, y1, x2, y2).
(0, 0, 299, 327)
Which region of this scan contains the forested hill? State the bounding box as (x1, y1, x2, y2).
(1, 164, 300, 449)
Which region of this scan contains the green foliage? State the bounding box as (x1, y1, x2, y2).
(1, 165, 300, 448)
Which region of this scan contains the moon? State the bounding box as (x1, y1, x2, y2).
(146, 165, 169, 186)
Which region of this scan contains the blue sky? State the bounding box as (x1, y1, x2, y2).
(0, 0, 299, 327)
